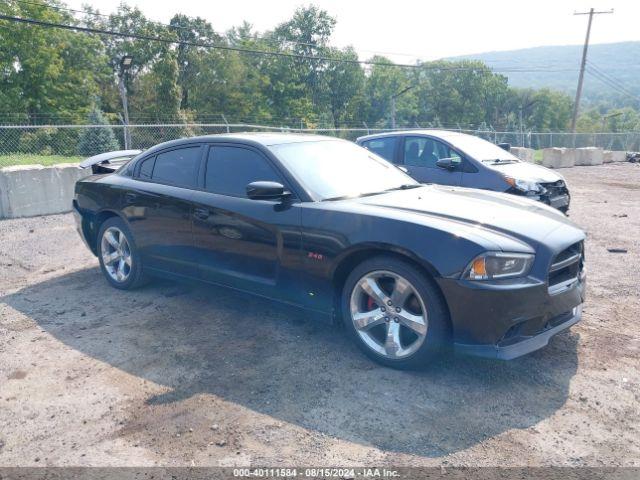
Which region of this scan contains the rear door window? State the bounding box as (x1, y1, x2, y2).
(361, 137, 398, 162)
(144, 146, 201, 188)
(138, 156, 155, 180)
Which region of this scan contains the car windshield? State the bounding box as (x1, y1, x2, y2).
(270, 140, 419, 201)
(447, 134, 520, 163)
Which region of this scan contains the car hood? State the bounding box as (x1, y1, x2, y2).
(353, 185, 581, 247)
(484, 161, 563, 183)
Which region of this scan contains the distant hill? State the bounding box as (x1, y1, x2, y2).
(451, 42, 640, 106)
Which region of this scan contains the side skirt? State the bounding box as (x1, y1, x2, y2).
(145, 266, 334, 325)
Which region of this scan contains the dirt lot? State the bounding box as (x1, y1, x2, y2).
(1, 163, 639, 467)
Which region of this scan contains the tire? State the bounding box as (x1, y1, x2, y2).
(97, 216, 148, 290)
(341, 255, 450, 370)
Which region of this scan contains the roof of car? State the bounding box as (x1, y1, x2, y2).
(185, 132, 339, 146)
(356, 129, 471, 142)
(218, 132, 339, 145)
(133, 132, 342, 158)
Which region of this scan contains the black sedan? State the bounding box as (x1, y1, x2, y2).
(74, 133, 586, 369)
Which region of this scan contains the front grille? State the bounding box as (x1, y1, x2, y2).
(548, 241, 584, 294)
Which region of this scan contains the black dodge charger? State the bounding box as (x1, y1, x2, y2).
(73, 133, 586, 369)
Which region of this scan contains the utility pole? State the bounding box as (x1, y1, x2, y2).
(570, 8, 614, 133)
(519, 107, 523, 147)
(118, 55, 133, 149)
(519, 99, 538, 147)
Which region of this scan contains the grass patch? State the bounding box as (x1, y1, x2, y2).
(533, 150, 543, 164)
(0, 154, 83, 167)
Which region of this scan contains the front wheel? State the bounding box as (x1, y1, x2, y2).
(97, 217, 148, 290)
(342, 256, 450, 369)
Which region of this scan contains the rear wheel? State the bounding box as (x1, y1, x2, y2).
(342, 256, 450, 369)
(97, 217, 147, 290)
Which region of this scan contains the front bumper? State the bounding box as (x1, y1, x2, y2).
(513, 191, 570, 212)
(509, 181, 571, 212)
(454, 305, 581, 359)
(544, 192, 570, 211)
(437, 270, 585, 360)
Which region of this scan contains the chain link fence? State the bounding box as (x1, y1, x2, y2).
(1, 123, 639, 167)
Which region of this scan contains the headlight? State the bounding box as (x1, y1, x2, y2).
(462, 252, 535, 280)
(503, 176, 544, 194)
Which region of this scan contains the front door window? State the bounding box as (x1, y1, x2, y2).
(403, 137, 461, 169)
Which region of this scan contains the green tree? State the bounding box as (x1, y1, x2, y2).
(86, 4, 165, 84)
(412, 60, 509, 128)
(169, 14, 222, 110)
(85, 4, 167, 120)
(321, 47, 366, 128)
(188, 48, 273, 123)
(607, 107, 640, 132)
(272, 6, 337, 116)
(3, 0, 639, 138)
(0, 0, 108, 124)
(131, 48, 189, 144)
(363, 56, 414, 128)
(78, 107, 119, 155)
(527, 89, 572, 131)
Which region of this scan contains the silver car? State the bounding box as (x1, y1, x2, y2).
(357, 130, 570, 213)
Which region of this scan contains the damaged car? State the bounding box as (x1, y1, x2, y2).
(74, 134, 585, 369)
(357, 130, 571, 213)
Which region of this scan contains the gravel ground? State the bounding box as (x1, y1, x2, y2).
(0, 163, 639, 467)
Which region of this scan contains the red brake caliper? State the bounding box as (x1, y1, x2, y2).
(366, 296, 377, 311)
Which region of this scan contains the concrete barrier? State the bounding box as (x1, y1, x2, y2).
(0, 163, 90, 219)
(510, 147, 535, 163)
(563, 148, 577, 167)
(603, 150, 627, 163)
(575, 147, 604, 166)
(542, 148, 575, 169)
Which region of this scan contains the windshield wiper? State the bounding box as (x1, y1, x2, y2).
(483, 158, 518, 164)
(322, 195, 355, 201)
(322, 184, 421, 201)
(384, 184, 422, 191)
(322, 192, 382, 201)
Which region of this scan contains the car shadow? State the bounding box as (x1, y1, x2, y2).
(2, 267, 579, 458)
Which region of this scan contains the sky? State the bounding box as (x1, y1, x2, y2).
(65, 0, 638, 62)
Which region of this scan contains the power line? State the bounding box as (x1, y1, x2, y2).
(11, 0, 595, 71)
(0, 13, 579, 74)
(585, 65, 638, 99)
(586, 69, 640, 102)
(0, 14, 452, 69)
(585, 67, 640, 103)
(14, 0, 111, 21)
(587, 61, 638, 98)
(12, 0, 559, 65)
(12, 0, 350, 55)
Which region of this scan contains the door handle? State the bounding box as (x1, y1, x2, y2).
(124, 192, 137, 204)
(194, 207, 210, 220)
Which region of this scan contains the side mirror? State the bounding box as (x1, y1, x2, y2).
(246, 181, 289, 200)
(435, 158, 459, 170)
(498, 142, 511, 152)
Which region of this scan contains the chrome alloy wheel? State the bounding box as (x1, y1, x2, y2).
(349, 270, 428, 359)
(101, 226, 132, 283)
